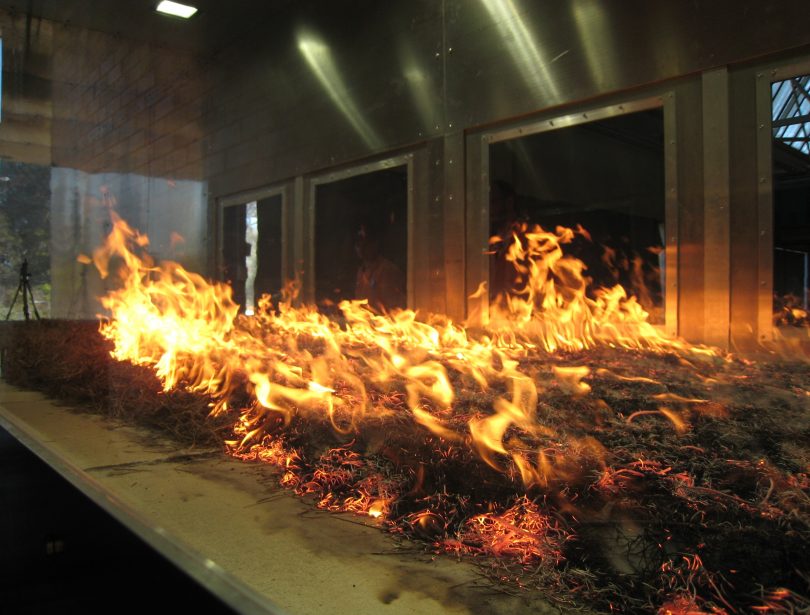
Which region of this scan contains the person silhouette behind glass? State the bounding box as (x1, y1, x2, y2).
(354, 222, 405, 312)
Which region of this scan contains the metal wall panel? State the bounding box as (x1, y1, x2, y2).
(410, 147, 433, 312)
(204, 0, 444, 198)
(441, 132, 467, 320)
(663, 92, 679, 336)
(728, 64, 761, 351)
(675, 80, 707, 343)
(702, 68, 731, 349)
(444, 0, 810, 132)
(207, 0, 810, 197)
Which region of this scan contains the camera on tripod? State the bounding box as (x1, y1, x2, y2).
(5, 259, 41, 321)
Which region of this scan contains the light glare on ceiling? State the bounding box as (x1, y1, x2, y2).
(156, 1, 198, 19)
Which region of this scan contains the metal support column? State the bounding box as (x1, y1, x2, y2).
(702, 68, 732, 348)
(442, 131, 466, 321)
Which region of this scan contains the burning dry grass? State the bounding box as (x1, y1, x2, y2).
(0, 320, 233, 447)
(2, 216, 808, 613)
(2, 320, 808, 614)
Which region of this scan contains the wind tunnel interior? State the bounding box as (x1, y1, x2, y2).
(0, 2, 809, 615)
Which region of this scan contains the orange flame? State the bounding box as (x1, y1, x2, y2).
(488, 223, 685, 353)
(92, 216, 713, 494)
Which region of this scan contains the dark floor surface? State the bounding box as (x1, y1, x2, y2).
(0, 426, 236, 614)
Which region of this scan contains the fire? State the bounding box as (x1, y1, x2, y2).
(93, 215, 240, 395)
(90, 215, 709, 491)
(63, 214, 808, 612)
(487, 223, 679, 352)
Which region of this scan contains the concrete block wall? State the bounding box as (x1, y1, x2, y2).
(50, 22, 204, 181)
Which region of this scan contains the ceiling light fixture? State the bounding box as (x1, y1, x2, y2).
(156, 1, 198, 19)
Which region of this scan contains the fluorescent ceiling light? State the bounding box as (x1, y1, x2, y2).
(156, 1, 198, 18)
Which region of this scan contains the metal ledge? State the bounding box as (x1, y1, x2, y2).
(0, 382, 554, 615)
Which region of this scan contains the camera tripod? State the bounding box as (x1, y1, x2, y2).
(5, 259, 41, 321)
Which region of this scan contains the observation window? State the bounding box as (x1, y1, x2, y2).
(221, 193, 283, 314)
(312, 165, 408, 313)
(771, 76, 810, 328)
(488, 107, 666, 324)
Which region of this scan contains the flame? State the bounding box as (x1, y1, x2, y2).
(488, 223, 673, 351)
(91, 215, 714, 498)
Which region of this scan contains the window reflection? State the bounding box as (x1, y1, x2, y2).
(0, 161, 51, 319)
(314, 167, 407, 312)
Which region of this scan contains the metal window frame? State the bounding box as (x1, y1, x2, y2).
(755, 56, 810, 341)
(216, 183, 291, 291)
(466, 95, 678, 333)
(303, 152, 416, 307)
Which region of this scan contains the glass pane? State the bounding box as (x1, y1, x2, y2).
(489, 108, 666, 323)
(0, 161, 52, 319)
(772, 76, 810, 156)
(772, 75, 810, 328)
(222, 195, 283, 315)
(314, 166, 407, 312)
(254, 195, 283, 303)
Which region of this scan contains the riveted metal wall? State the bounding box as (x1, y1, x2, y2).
(27, 0, 810, 342)
(199, 0, 810, 340)
(205, 0, 810, 197)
